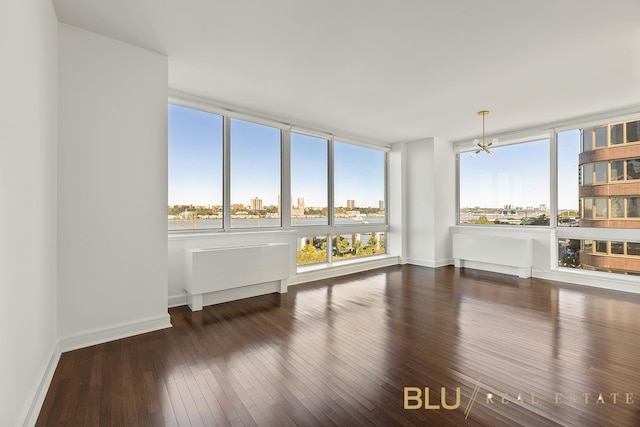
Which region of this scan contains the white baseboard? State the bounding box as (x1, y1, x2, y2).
(533, 268, 640, 295)
(58, 314, 172, 353)
(20, 341, 61, 427)
(405, 257, 453, 268)
(169, 293, 187, 308)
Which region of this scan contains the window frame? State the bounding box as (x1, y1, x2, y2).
(455, 112, 640, 280)
(167, 96, 390, 268)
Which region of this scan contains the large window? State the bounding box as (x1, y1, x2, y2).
(230, 119, 281, 228)
(168, 105, 223, 230)
(169, 101, 389, 268)
(459, 139, 550, 226)
(333, 142, 386, 225)
(290, 133, 328, 226)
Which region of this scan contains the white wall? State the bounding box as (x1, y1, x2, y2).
(433, 137, 456, 262)
(57, 24, 170, 347)
(388, 143, 407, 260)
(0, 1, 58, 425)
(404, 138, 456, 267)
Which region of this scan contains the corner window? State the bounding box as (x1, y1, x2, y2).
(333, 142, 386, 225)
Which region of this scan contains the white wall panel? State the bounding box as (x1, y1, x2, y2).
(57, 24, 170, 338)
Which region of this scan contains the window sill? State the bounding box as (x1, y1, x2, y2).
(296, 254, 396, 274)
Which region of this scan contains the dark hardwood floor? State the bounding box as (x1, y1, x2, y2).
(37, 265, 640, 426)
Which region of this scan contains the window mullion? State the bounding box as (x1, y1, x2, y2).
(550, 129, 558, 228)
(328, 138, 335, 264)
(281, 130, 291, 229)
(223, 116, 231, 230)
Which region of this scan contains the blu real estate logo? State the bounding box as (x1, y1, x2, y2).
(404, 380, 635, 420)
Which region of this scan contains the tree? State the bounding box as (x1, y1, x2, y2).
(470, 215, 491, 224)
(334, 236, 351, 257)
(297, 244, 326, 265)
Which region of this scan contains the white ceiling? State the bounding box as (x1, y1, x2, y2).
(52, 0, 640, 146)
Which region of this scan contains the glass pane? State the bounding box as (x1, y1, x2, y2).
(594, 126, 607, 148)
(594, 198, 607, 218)
(610, 160, 624, 181)
(331, 232, 386, 262)
(168, 104, 223, 230)
(297, 236, 327, 266)
(459, 139, 550, 226)
(628, 197, 639, 218)
(558, 239, 581, 268)
(560, 239, 640, 275)
(594, 163, 607, 183)
(626, 120, 640, 143)
(291, 133, 328, 226)
(583, 164, 593, 185)
(627, 159, 640, 180)
(611, 197, 625, 218)
(333, 142, 386, 225)
(611, 241, 624, 255)
(582, 128, 593, 152)
(230, 119, 281, 228)
(611, 124, 623, 145)
(557, 130, 580, 226)
(583, 198, 593, 219)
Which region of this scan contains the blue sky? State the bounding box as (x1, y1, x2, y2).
(170, 104, 579, 211)
(459, 133, 579, 210)
(169, 105, 385, 208)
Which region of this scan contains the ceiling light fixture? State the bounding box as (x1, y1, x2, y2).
(471, 110, 497, 157)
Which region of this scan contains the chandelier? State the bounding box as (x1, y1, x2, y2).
(471, 110, 497, 157)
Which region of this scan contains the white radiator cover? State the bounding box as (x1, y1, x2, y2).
(452, 233, 532, 278)
(184, 243, 290, 310)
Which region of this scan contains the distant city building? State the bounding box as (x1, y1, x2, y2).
(250, 197, 263, 211)
(379, 200, 385, 210)
(579, 118, 640, 274)
(297, 197, 305, 209)
(347, 199, 355, 209)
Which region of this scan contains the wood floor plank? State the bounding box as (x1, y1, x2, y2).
(37, 265, 640, 426)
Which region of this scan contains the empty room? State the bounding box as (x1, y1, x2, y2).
(3, 1, 640, 426)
